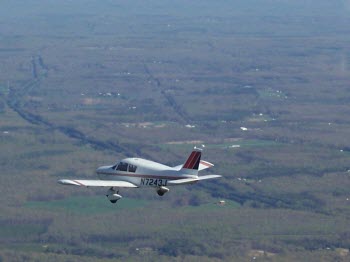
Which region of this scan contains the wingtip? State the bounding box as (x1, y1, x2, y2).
(58, 179, 77, 186)
(57, 179, 65, 184)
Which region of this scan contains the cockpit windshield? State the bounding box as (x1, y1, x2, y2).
(116, 162, 128, 171)
(114, 162, 137, 173)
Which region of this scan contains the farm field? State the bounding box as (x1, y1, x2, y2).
(0, 0, 350, 261)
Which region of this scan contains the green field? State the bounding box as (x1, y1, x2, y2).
(1, 0, 350, 261)
(25, 196, 150, 214)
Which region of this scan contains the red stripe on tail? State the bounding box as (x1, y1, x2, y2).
(188, 152, 200, 168)
(183, 151, 201, 169)
(183, 151, 197, 168)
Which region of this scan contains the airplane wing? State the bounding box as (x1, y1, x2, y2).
(168, 174, 221, 185)
(58, 179, 138, 188)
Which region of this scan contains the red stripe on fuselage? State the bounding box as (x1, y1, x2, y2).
(97, 172, 187, 180)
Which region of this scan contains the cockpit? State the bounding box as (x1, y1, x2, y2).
(112, 162, 137, 173)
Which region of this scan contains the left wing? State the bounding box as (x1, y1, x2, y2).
(168, 174, 221, 185)
(58, 179, 138, 188)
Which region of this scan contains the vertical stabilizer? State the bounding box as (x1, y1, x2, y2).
(181, 150, 201, 175)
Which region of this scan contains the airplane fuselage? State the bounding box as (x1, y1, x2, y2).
(96, 157, 196, 188)
(58, 150, 220, 203)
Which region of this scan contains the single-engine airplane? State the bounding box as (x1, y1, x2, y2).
(58, 150, 221, 203)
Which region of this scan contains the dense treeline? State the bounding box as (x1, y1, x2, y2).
(1, 0, 350, 261)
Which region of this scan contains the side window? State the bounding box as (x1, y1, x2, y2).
(128, 164, 137, 173)
(116, 162, 128, 171)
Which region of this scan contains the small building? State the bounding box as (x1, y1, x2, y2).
(218, 200, 226, 206)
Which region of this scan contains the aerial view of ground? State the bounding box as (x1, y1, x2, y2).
(0, 0, 350, 261)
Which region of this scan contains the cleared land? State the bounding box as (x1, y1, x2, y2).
(0, 0, 350, 261)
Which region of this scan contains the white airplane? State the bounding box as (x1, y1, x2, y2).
(58, 150, 221, 203)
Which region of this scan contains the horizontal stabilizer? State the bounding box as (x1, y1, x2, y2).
(168, 174, 221, 185)
(197, 174, 222, 180)
(58, 179, 138, 188)
(168, 177, 199, 185)
(198, 160, 214, 171)
(173, 160, 214, 171)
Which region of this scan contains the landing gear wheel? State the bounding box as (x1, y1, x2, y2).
(106, 188, 122, 203)
(156, 186, 169, 196)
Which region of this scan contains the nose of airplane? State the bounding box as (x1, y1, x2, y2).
(96, 166, 106, 173)
(96, 165, 113, 173)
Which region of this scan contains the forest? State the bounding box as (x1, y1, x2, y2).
(0, 0, 350, 261)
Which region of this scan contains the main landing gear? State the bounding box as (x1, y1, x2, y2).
(106, 187, 122, 204)
(157, 186, 169, 196)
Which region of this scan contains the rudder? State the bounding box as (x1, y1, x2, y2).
(182, 150, 201, 170)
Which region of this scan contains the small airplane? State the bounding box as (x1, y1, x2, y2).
(58, 149, 221, 203)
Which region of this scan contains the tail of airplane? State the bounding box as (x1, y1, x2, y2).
(169, 149, 220, 184)
(181, 150, 201, 175)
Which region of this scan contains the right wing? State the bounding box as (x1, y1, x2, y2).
(58, 179, 138, 188)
